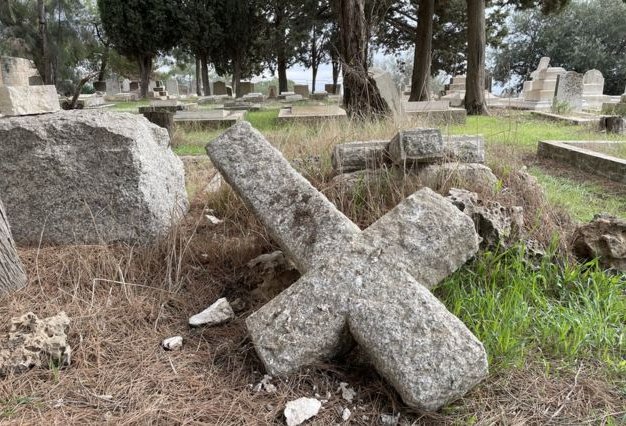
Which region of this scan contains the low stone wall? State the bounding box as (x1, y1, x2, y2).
(537, 140, 626, 184)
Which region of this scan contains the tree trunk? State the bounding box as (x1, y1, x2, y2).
(195, 57, 202, 96)
(232, 59, 242, 98)
(277, 53, 288, 94)
(201, 55, 211, 96)
(97, 47, 109, 82)
(409, 0, 435, 102)
(0, 200, 27, 295)
(331, 54, 340, 93)
(335, 0, 387, 118)
(465, 0, 488, 115)
(138, 55, 153, 99)
(311, 33, 318, 94)
(38, 0, 52, 84)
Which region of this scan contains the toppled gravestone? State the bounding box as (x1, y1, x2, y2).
(331, 140, 391, 173)
(447, 188, 524, 249)
(418, 163, 498, 192)
(0, 199, 27, 294)
(0, 110, 188, 245)
(572, 214, 626, 272)
(389, 128, 444, 164)
(0, 312, 71, 376)
(207, 122, 487, 411)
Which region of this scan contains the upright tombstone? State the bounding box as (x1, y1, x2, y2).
(325, 83, 341, 95)
(293, 84, 310, 98)
(93, 81, 106, 92)
(582, 69, 606, 109)
(268, 85, 277, 99)
(522, 57, 566, 109)
(239, 82, 255, 97)
(370, 68, 403, 119)
(105, 78, 120, 95)
(0, 199, 27, 294)
(207, 122, 487, 412)
(213, 81, 227, 96)
(554, 71, 583, 111)
(166, 78, 180, 96)
(0, 56, 59, 116)
(0, 110, 188, 245)
(121, 78, 131, 92)
(129, 81, 140, 92)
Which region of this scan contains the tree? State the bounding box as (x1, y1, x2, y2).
(210, 0, 266, 98)
(493, 0, 626, 95)
(333, 0, 387, 118)
(464, 0, 570, 115)
(409, 0, 434, 101)
(0, 200, 27, 295)
(299, 1, 334, 94)
(98, 0, 182, 98)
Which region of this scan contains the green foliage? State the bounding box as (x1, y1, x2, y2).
(437, 244, 626, 370)
(493, 0, 626, 94)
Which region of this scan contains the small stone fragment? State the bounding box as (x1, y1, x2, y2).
(253, 374, 277, 393)
(572, 214, 626, 271)
(341, 407, 351, 422)
(338, 382, 356, 402)
(189, 298, 234, 327)
(380, 413, 401, 425)
(161, 336, 183, 351)
(0, 312, 71, 376)
(205, 214, 223, 226)
(284, 397, 322, 426)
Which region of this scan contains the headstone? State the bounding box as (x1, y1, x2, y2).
(445, 135, 485, 163)
(213, 81, 227, 96)
(121, 79, 131, 92)
(268, 85, 277, 99)
(389, 128, 444, 164)
(206, 122, 487, 411)
(310, 92, 328, 101)
(105, 78, 120, 95)
(582, 69, 606, 109)
(370, 68, 403, 119)
(166, 78, 180, 96)
(522, 58, 566, 108)
(332, 140, 391, 173)
(0, 56, 59, 116)
(129, 81, 140, 91)
(239, 82, 254, 97)
(530, 56, 551, 79)
(418, 163, 498, 192)
(293, 84, 309, 98)
(0, 110, 188, 245)
(554, 71, 583, 111)
(325, 84, 341, 95)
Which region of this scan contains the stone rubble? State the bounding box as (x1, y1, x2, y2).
(188, 298, 235, 327)
(253, 374, 277, 393)
(284, 397, 322, 426)
(0, 312, 71, 376)
(337, 382, 356, 402)
(572, 214, 626, 272)
(161, 336, 183, 351)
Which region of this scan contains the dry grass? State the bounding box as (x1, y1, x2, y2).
(0, 115, 623, 424)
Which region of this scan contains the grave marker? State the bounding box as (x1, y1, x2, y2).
(554, 71, 583, 111)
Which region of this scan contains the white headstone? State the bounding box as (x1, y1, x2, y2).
(121, 78, 131, 92)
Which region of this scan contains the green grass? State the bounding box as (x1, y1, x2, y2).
(438, 244, 626, 374)
(530, 168, 626, 221)
(244, 108, 283, 131)
(110, 99, 151, 113)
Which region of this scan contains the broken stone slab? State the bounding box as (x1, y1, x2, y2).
(207, 121, 360, 273)
(247, 251, 299, 300)
(0, 110, 188, 245)
(370, 68, 404, 119)
(284, 397, 322, 426)
(0, 199, 27, 294)
(418, 163, 498, 193)
(447, 188, 524, 249)
(444, 135, 485, 163)
(0, 85, 60, 116)
(189, 298, 235, 327)
(389, 128, 444, 165)
(0, 312, 71, 376)
(572, 214, 626, 272)
(209, 122, 486, 411)
(331, 140, 391, 173)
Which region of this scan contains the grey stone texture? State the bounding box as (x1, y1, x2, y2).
(246, 189, 484, 411)
(447, 189, 524, 249)
(418, 163, 498, 193)
(206, 122, 360, 273)
(0, 85, 60, 115)
(389, 129, 444, 164)
(572, 214, 626, 272)
(332, 140, 391, 172)
(0, 312, 71, 376)
(0, 56, 41, 86)
(293, 84, 310, 98)
(554, 71, 583, 111)
(208, 122, 486, 411)
(370, 68, 403, 119)
(444, 135, 485, 163)
(0, 110, 188, 245)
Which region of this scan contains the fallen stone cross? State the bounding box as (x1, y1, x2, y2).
(206, 122, 488, 411)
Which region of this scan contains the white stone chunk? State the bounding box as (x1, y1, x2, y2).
(284, 397, 322, 426)
(189, 298, 235, 327)
(161, 336, 183, 351)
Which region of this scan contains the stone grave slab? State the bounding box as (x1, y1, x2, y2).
(278, 105, 347, 124)
(206, 122, 487, 411)
(293, 84, 309, 98)
(0, 57, 41, 86)
(389, 128, 444, 164)
(554, 71, 583, 111)
(370, 68, 403, 119)
(174, 109, 244, 129)
(0, 85, 60, 116)
(403, 100, 467, 124)
(166, 78, 180, 96)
